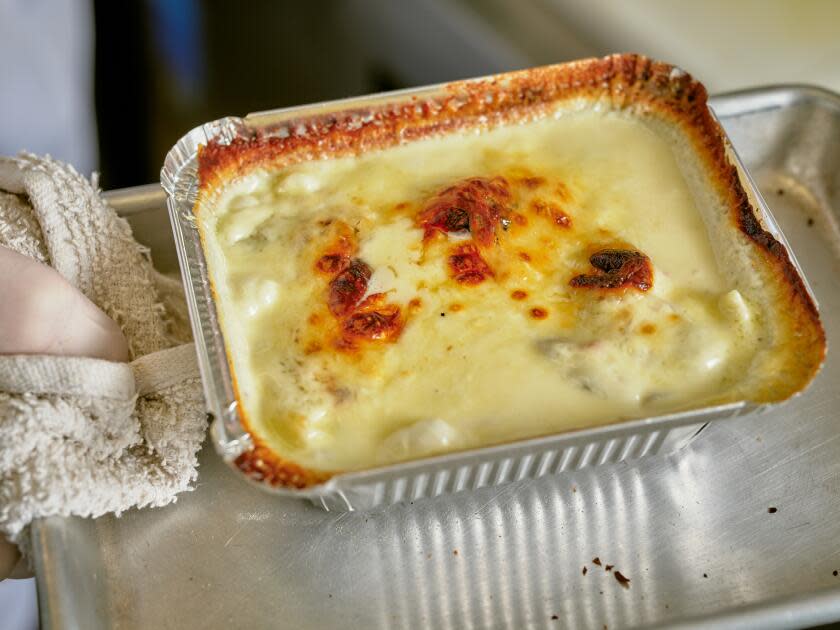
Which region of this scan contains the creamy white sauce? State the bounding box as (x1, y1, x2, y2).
(200, 110, 759, 472)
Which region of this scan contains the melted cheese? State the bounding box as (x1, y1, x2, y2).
(201, 110, 761, 472)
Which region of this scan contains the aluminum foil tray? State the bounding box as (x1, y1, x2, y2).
(157, 70, 807, 510)
(31, 86, 840, 630)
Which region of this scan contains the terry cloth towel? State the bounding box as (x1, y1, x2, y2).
(0, 153, 206, 544)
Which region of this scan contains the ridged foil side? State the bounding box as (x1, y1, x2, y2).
(162, 117, 253, 456)
(313, 409, 749, 511)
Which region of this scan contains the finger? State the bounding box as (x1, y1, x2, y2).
(0, 246, 129, 361)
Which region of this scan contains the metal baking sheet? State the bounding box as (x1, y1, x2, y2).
(31, 86, 840, 629)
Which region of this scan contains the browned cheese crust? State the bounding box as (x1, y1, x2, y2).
(196, 53, 826, 488)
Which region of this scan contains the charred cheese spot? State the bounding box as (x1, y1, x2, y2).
(418, 177, 511, 246)
(511, 290, 528, 300)
(322, 258, 409, 353)
(340, 297, 403, 347)
(530, 307, 549, 320)
(554, 212, 571, 228)
(448, 243, 494, 285)
(530, 199, 572, 229)
(328, 258, 372, 316)
(570, 248, 653, 292)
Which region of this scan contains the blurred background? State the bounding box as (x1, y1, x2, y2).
(2, 0, 840, 189)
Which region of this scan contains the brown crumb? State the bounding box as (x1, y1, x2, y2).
(593, 557, 602, 566)
(777, 188, 784, 195)
(807, 218, 815, 226)
(572, 486, 577, 493)
(582, 566, 588, 576)
(551, 615, 559, 621)
(834, 570, 838, 577)
(703, 573, 708, 578)
(768, 507, 777, 514)
(453, 549, 458, 556)
(605, 564, 614, 572)
(614, 571, 630, 588)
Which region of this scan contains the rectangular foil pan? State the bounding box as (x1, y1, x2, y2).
(161, 67, 814, 511)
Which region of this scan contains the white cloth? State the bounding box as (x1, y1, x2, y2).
(0, 154, 206, 544)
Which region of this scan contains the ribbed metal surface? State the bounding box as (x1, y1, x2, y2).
(33, 87, 840, 630)
(315, 422, 706, 511)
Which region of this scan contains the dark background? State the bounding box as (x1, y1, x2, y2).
(92, 0, 594, 188)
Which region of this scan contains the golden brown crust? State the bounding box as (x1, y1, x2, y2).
(234, 442, 332, 488)
(198, 54, 710, 197)
(196, 53, 826, 488)
(716, 157, 825, 403)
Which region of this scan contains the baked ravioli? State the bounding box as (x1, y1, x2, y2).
(195, 55, 825, 487)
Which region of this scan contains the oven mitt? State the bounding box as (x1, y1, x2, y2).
(0, 153, 206, 546)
